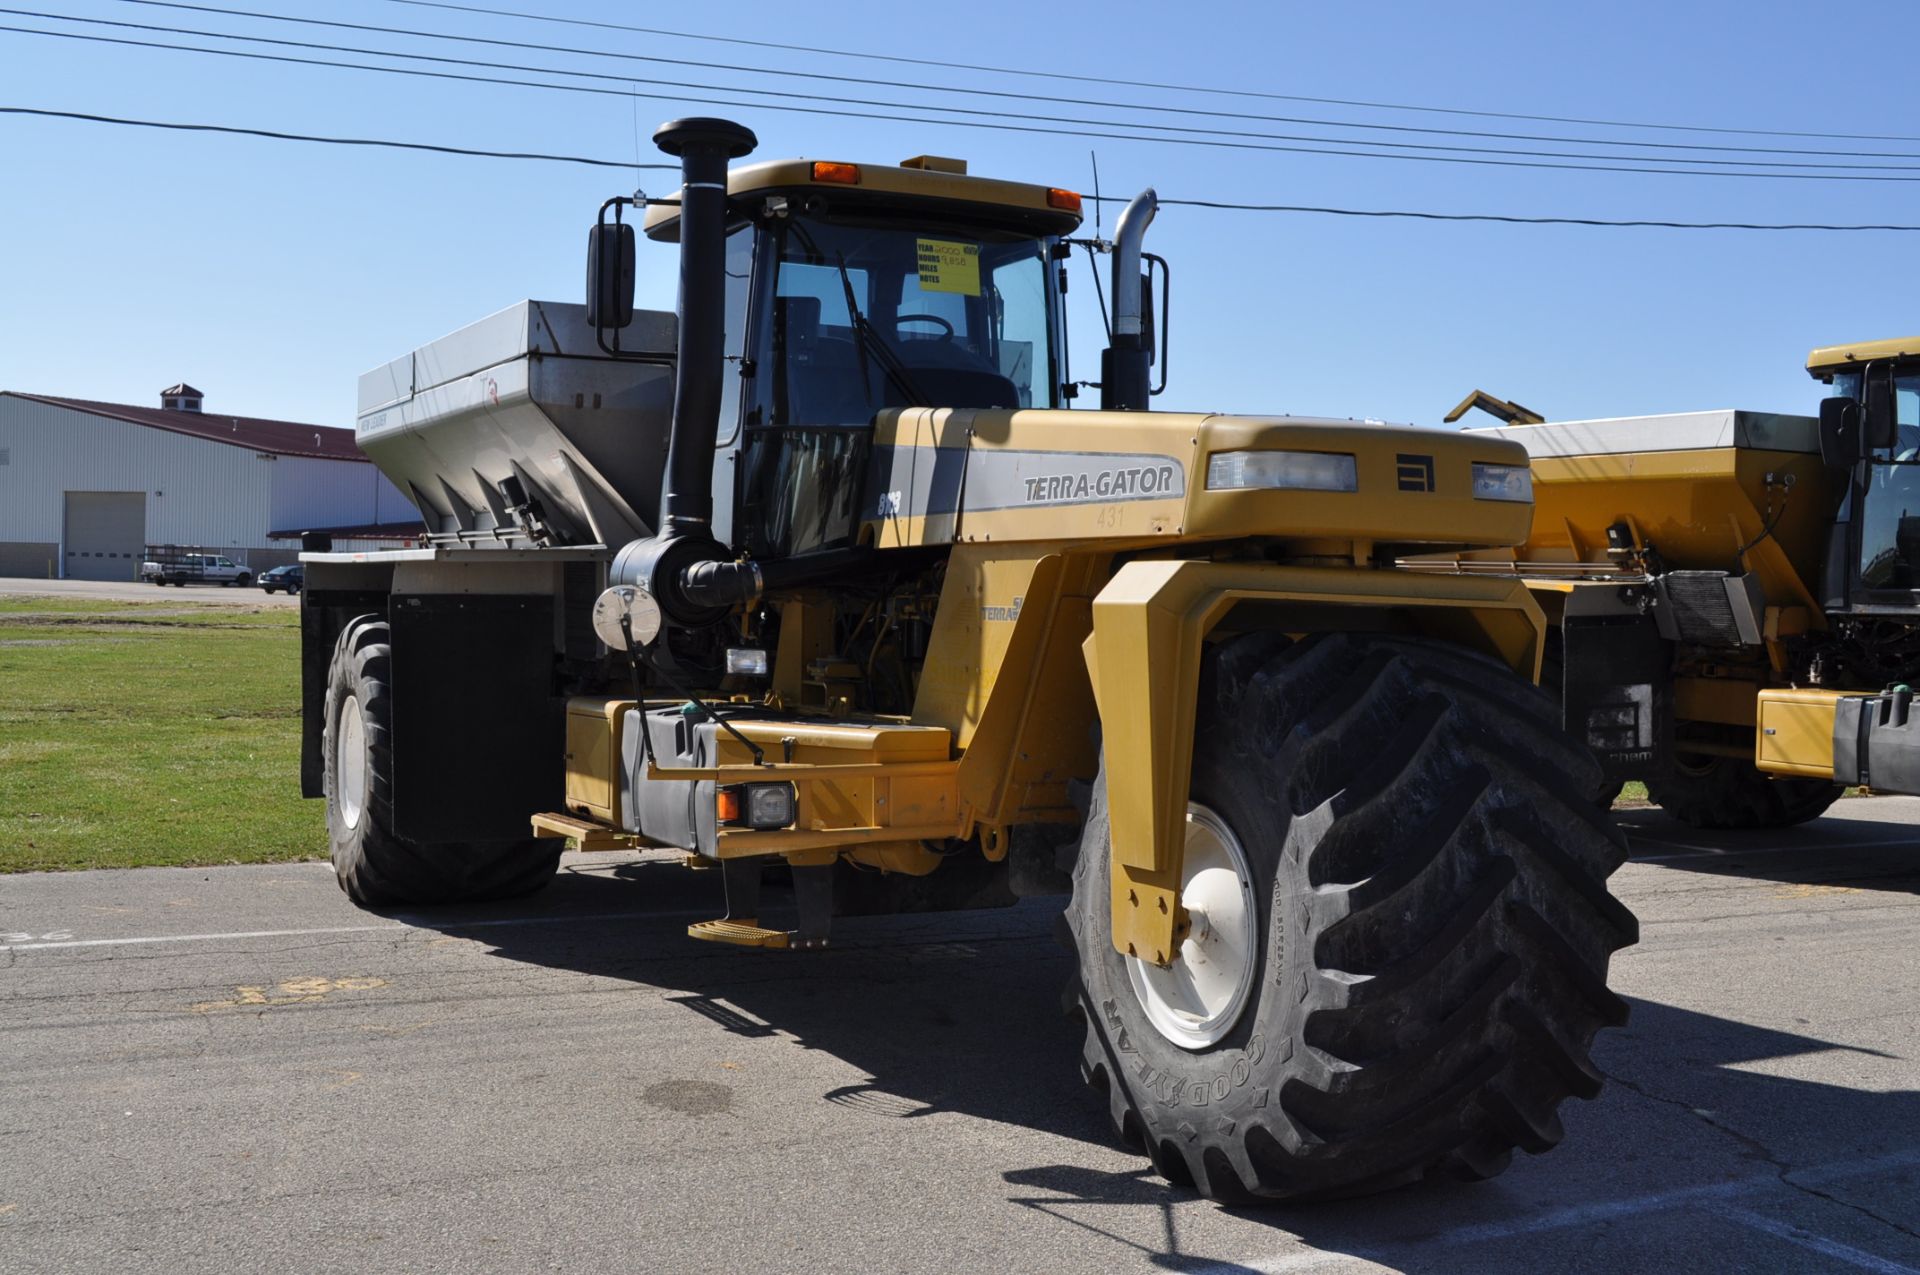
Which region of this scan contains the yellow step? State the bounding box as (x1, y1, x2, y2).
(687, 919, 791, 949)
(529, 810, 648, 852)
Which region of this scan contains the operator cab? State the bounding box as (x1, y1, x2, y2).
(1809, 338, 1920, 605)
(635, 156, 1082, 555)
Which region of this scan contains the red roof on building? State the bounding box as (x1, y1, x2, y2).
(2, 391, 367, 461)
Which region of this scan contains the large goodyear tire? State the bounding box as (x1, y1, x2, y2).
(1062, 631, 1639, 1201)
(323, 614, 561, 906)
(1644, 756, 1843, 829)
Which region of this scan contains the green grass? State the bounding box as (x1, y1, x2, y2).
(0, 596, 322, 872)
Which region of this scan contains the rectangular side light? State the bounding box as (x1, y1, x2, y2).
(1471, 462, 1534, 503)
(1205, 450, 1358, 493)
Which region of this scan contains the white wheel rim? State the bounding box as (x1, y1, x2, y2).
(336, 694, 367, 831)
(1126, 802, 1260, 1050)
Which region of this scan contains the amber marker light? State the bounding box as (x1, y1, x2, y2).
(1047, 188, 1083, 213)
(715, 789, 742, 823)
(811, 161, 861, 185)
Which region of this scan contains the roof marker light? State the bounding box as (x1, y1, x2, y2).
(811, 161, 861, 185)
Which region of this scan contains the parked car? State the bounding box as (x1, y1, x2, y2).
(140, 550, 252, 587)
(258, 564, 303, 595)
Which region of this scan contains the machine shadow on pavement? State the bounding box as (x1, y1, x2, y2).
(999, 998, 1920, 1272)
(1618, 805, 1920, 895)
(389, 854, 1920, 1270)
(391, 854, 1119, 1151)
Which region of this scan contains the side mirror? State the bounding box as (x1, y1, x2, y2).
(1145, 251, 1170, 396)
(1819, 396, 1861, 469)
(1138, 272, 1155, 367)
(1864, 368, 1897, 450)
(586, 221, 635, 330)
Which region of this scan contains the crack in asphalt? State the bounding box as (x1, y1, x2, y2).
(1604, 1066, 1920, 1246)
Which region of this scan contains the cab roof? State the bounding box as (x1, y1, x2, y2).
(642, 156, 1084, 241)
(1806, 335, 1920, 377)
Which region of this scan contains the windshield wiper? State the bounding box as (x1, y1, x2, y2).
(785, 223, 933, 409)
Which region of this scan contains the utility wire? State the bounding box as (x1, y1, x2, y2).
(95, 0, 1920, 163)
(27, 9, 1920, 173)
(10, 21, 1920, 182)
(0, 104, 673, 168)
(374, 0, 1920, 147)
(1141, 196, 1920, 232)
(8, 104, 1920, 232)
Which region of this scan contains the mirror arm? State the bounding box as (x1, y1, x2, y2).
(1145, 251, 1171, 397)
(591, 196, 676, 364)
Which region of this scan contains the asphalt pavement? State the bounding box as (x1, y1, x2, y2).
(4, 799, 1919, 1274)
(0, 576, 298, 606)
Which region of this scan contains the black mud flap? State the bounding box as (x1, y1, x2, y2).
(389, 594, 563, 842)
(1562, 612, 1673, 785)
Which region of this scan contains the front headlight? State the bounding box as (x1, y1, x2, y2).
(1206, 450, 1358, 493)
(1471, 462, 1533, 503)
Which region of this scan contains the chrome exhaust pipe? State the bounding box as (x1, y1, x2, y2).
(1101, 188, 1158, 412)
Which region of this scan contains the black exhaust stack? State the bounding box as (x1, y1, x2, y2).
(611, 117, 757, 626)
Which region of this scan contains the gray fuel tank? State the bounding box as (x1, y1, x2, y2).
(618, 705, 718, 853)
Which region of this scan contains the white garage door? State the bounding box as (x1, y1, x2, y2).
(64, 491, 147, 582)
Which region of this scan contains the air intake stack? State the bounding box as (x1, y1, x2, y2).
(653, 117, 757, 534)
(611, 117, 758, 627)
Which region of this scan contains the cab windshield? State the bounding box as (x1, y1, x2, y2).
(1868, 371, 1920, 590)
(1829, 367, 1920, 590)
(752, 215, 1057, 425)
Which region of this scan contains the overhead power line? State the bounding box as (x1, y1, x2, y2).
(30, 6, 1920, 174)
(9, 20, 1920, 183)
(1139, 197, 1920, 232)
(97, 0, 1920, 163)
(8, 105, 1920, 232)
(0, 104, 672, 168)
(376, 0, 1920, 147)
(33, 4, 1920, 171)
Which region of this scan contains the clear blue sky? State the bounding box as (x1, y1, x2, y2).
(2, 0, 1915, 430)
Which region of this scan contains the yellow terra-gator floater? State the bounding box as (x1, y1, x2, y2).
(299, 117, 1638, 1203)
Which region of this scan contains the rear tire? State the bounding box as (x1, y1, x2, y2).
(1063, 631, 1637, 1201)
(1644, 756, 1843, 829)
(323, 614, 561, 907)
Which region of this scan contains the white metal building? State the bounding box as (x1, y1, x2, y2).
(0, 385, 419, 580)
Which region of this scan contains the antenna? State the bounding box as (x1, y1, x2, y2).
(1089, 150, 1104, 240)
(631, 81, 644, 189)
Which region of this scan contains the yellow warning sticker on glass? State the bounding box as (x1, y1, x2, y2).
(915, 238, 981, 295)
